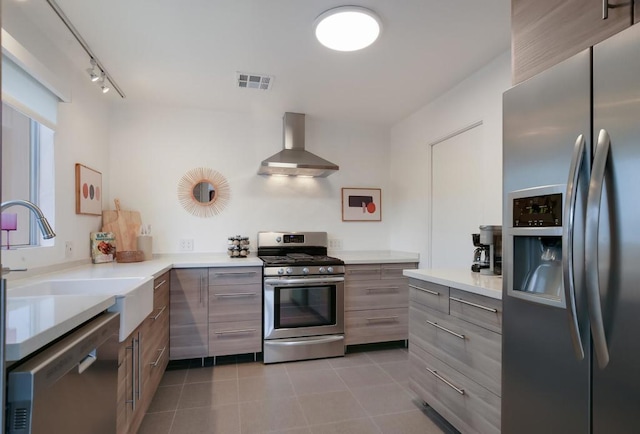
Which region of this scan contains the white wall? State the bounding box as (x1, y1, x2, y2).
(388, 51, 511, 268)
(107, 105, 392, 253)
(1, 12, 111, 271)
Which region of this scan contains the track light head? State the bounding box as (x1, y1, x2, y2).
(100, 73, 110, 93)
(87, 58, 100, 82)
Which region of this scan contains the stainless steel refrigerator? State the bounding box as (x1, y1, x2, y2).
(502, 22, 640, 434)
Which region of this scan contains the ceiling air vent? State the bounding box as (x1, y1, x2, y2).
(236, 72, 273, 90)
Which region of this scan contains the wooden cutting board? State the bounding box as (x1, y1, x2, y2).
(102, 199, 142, 252)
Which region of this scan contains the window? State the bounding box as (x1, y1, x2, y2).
(1, 102, 55, 248)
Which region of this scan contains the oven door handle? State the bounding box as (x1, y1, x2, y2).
(264, 277, 345, 285)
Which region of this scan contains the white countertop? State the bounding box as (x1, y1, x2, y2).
(403, 268, 503, 300)
(5, 294, 115, 361)
(6, 253, 264, 362)
(335, 250, 419, 264)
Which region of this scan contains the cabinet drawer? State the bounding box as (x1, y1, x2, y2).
(345, 264, 381, 281)
(150, 286, 170, 324)
(170, 323, 208, 360)
(410, 306, 501, 396)
(209, 284, 262, 323)
(209, 320, 261, 356)
(145, 308, 169, 357)
(381, 262, 417, 279)
(409, 279, 449, 314)
(345, 308, 408, 345)
(409, 344, 500, 434)
(153, 272, 170, 307)
(449, 288, 502, 333)
(208, 267, 262, 285)
(345, 278, 408, 311)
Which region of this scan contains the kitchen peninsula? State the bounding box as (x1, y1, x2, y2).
(404, 268, 502, 434)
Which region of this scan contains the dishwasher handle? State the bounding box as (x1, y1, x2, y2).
(77, 350, 97, 374)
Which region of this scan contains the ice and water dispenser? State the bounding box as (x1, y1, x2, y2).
(506, 185, 567, 308)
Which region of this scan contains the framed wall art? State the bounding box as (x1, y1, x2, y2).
(75, 163, 102, 215)
(342, 188, 381, 221)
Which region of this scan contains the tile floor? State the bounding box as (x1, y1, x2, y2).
(138, 345, 459, 434)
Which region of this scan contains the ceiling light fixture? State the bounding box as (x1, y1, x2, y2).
(87, 58, 100, 82)
(45, 0, 125, 98)
(100, 73, 110, 94)
(314, 6, 381, 52)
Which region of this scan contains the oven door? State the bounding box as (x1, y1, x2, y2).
(264, 276, 344, 340)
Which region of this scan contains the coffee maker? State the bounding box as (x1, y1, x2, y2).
(472, 225, 502, 275)
(471, 233, 490, 273)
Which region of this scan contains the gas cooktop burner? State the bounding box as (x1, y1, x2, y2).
(260, 254, 344, 267)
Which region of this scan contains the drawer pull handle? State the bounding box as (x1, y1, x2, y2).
(409, 284, 439, 296)
(214, 292, 257, 298)
(426, 320, 465, 340)
(366, 286, 399, 292)
(150, 347, 166, 367)
(154, 279, 167, 290)
(214, 328, 257, 335)
(213, 271, 257, 277)
(450, 296, 498, 313)
(150, 305, 167, 320)
(365, 315, 399, 322)
(426, 367, 465, 395)
(348, 269, 379, 274)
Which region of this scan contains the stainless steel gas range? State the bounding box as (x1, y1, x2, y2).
(258, 231, 345, 364)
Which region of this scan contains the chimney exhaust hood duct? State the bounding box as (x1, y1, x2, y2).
(258, 112, 339, 177)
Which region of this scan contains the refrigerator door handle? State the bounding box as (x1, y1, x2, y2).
(563, 134, 588, 360)
(586, 128, 611, 369)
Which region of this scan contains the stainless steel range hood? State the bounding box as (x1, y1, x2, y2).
(258, 112, 339, 177)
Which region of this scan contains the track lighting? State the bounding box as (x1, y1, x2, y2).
(87, 58, 100, 82)
(100, 73, 110, 94)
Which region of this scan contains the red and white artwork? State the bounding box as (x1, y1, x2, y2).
(76, 164, 102, 215)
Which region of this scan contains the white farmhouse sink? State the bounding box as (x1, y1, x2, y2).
(10, 277, 154, 341)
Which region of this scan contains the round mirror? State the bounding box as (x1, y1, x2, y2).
(192, 181, 215, 203)
(178, 168, 231, 217)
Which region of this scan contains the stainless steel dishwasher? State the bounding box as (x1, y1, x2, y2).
(6, 312, 119, 434)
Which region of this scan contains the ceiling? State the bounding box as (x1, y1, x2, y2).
(5, 0, 511, 126)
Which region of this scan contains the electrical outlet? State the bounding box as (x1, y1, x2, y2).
(179, 238, 194, 251)
(64, 241, 73, 259)
(328, 239, 343, 250)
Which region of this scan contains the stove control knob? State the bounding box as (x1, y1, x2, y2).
(286, 267, 293, 274)
(319, 267, 326, 273)
(278, 268, 284, 275)
(327, 266, 334, 274)
(276, 236, 282, 243)
(302, 267, 309, 275)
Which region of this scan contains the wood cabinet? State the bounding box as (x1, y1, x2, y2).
(208, 267, 262, 358)
(169, 266, 263, 361)
(512, 0, 633, 84)
(409, 278, 502, 434)
(344, 262, 417, 345)
(117, 271, 170, 434)
(170, 268, 208, 360)
(141, 272, 170, 409)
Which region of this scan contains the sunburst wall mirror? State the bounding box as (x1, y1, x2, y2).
(177, 167, 231, 217)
